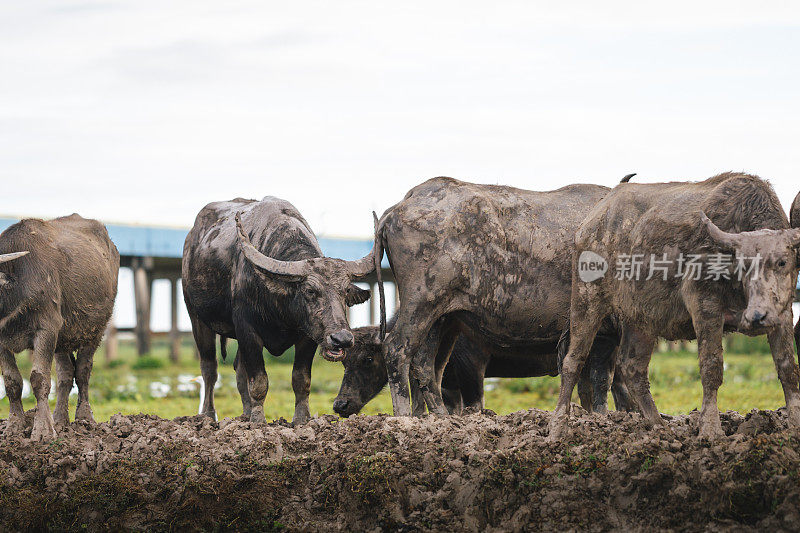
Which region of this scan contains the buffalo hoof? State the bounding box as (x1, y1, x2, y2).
(698, 418, 724, 440)
(75, 403, 96, 425)
(30, 414, 57, 442)
(546, 405, 573, 443)
(546, 417, 569, 443)
(4, 415, 25, 438)
(53, 410, 70, 427)
(787, 405, 800, 429)
(200, 409, 217, 422)
(249, 407, 267, 426)
(292, 411, 310, 426)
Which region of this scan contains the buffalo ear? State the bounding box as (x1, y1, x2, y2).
(346, 285, 371, 307)
(795, 244, 800, 270)
(786, 228, 800, 267)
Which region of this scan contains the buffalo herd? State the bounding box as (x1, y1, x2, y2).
(1, 173, 800, 441)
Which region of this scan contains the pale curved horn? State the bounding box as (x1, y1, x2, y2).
(346, 216, 381, 279)
(0, 251, 29, 264)
(700, 211, 743, 250)
(235, 212, 309, 281)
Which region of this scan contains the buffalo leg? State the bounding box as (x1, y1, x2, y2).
(0, 349, 24, 435)
(610, 363, 634, 412)
(795, 320, 800, 355)
(30, 329, 58, 441)
(454, 357, 486, 412)
(576, 372, 593, 413)
(410, 376, 427, 416)
(562, 330, 614, 414)
(767, 320, 800, 429)
(233, 348, 252, 418)
(588, 338, 617, 415)
(291, 337, 316, 425)
(74, 345, 96, 423)
(439, 352, 464, 414)
(190, 314, 218, 420)
(236, 325, 268, 424)
(617, 328, 659, 426)
(383, 303, 432, 417)
(434, 329, 465, 414)
(548, 297, 606, 442)
(441, 386, 463, 414)
(412, 322, 451, 415)
(684, 294, 725, 439)
(694, 324, 725, 439)
(53, 352, 75, 426)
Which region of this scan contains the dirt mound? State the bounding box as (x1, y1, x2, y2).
(1, 407, 799, 532)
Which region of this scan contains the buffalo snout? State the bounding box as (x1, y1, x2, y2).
(328, 330, 354, 349)
(332, 398, 351, 416)
(321, 329, 354, 362)
(741, 309, 776, 330)
(750, 310, 767, 325)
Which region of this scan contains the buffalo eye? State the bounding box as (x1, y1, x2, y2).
(777, 259, 787, 268)
(365, 356, 373, 364)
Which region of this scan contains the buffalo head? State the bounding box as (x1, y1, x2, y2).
(701, 212, 800, 330)
(332, 325, 387, 416)
(235, 213, 374, 361)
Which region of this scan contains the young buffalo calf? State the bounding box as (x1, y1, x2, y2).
(333, 317, 632, 417)
(0, 215, 119, 440)
(551, 173, 800, 440)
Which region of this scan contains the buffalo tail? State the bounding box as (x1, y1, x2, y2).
(373, 212, 387, 341)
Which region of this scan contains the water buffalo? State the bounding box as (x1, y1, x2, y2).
(332, 317, 631, 417)
(0, 214, 119, 440)
(792, 191, 800, 350)
(371, 176, 628, 416)
(550, 172, 800, 440)
(182, 197, 376, 424)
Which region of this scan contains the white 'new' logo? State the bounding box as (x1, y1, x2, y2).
(577, 251, 608, 282)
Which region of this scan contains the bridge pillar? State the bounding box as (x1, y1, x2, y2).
(169, 276, 181, 363)
(132, 256, 153, 355)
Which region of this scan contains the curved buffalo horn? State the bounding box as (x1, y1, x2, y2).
(700, 211, 743, 250)
(345, 218, 380, 279)
(0, 251, 29, 264)
(234, 212, 309, 281)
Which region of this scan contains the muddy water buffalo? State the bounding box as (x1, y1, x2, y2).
(182, 197, 376, 424)
(792, 191, 800, 350)
(332, 318, 631, 417)
(371, 177, 627, 416)
(550, 173, 800, 440)
(0, 214, 119, 440)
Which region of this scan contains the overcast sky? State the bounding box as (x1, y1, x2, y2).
(2, 1, 800, 240)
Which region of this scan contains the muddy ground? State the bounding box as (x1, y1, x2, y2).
(0, 407, 799, 532)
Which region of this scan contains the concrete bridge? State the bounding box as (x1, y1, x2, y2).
(0, 216, 394, 359)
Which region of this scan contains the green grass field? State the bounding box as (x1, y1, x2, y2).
(0, 334, 791, 422)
